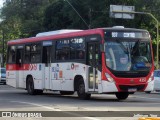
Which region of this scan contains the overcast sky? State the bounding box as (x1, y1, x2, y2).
(0, 0, 5, 8)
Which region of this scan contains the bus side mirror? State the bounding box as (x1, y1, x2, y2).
(100, 44, 104, 52)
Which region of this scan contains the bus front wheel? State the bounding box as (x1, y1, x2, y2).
(145, 91, 151, 94)
(77, 80, 91, 100)
(115, 92, 129, 100)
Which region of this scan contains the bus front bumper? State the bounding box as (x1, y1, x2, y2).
(100, 80, 153, 93)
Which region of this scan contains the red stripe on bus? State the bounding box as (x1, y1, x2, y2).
(6, 64, 37, 71)
(8, 29, 104, 45)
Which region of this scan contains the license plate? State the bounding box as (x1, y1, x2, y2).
(128, 88, 137, 92)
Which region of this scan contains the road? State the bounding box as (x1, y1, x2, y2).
(0, 84, 160, 120)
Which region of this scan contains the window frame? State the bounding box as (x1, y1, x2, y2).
(55, 36, 86, 62)
(7, 45, 16, 64)
(24, 42, 42, 63)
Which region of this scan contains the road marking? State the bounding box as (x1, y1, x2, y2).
(133, 96, 160, 100)
(11, 101, 61, 111)
(84, 117, 102, 120)
(10, 100, 101, 120)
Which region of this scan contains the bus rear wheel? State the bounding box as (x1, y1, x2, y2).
(115, 92, 129, 100)
(77, 80, 91, 100)
(27, 77, 36, 95)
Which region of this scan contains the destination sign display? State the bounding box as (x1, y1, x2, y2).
(105, 31, 150, 38)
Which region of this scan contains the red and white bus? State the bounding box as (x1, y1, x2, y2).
(6, 27, 154, 100)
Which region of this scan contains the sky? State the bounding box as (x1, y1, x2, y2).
(0, 0, 5, 8)
(0, 0, 5, 22)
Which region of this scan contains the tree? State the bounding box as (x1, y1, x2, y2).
(43, 0, 72, 31)
(0, 0, 160, 61)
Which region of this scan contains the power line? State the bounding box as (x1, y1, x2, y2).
(64, 0, 90, 29)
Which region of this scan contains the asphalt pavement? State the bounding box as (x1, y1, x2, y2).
(0, 84, 160, 120)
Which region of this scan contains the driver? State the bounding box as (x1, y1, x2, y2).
(133, 56, 151, 68)
(117, 54, 131, 71)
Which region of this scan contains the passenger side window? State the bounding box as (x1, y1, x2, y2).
(24, 45, 30, 63)
(55, 37, 85, 61)
(7, 46, 16, 63)
(56, 40, 70, 60)
(70, 38, 85, 59)
(24, 43, 41, 63)
(30, 44, 41, 63)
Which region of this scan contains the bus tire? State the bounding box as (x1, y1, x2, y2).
(60, 91, 74, 95)
(27, 77, 36, 95)
(115, 92, 129, 100)
(77, 80, 91, 100)
(145, 91, 151, 94)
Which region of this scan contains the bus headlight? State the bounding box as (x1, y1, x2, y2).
(105, 73, 115, 82)
(148, 72, 154, 83)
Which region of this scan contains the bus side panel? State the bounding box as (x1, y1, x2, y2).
(24, 64, 43, 90)
(51, 62, 103, 93)
(61, 63, 86, 91)
(51, 63, 62, 90)
(18, 70, 25, 88)
(33, 64, 43, 90)
(50, 63, 87, 91)
(97, 70, 103, 93)
(7, 71, 17, 87)
(101, 80, 118, 93)
(6, 64, 17, 88)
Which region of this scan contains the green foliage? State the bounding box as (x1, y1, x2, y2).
(0, 0, 160, 62)
(43, 0, 72, 30)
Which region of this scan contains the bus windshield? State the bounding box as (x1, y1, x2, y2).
(105, 39, 152, 72)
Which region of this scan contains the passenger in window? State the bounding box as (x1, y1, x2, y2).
(132, 56, 151, 69)
(117, 54, 131, 71)
(64, 51, 69, 60)
(11, 50, 15, 62)
(25, 55, 30, 62)
(61, 56, 65, 60)
(78, 51, 84, 59)
(31, 55, 36, 62)
(12, 54, 15, 62)
(19, 59, 22, 64)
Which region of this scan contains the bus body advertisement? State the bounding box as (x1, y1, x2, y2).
(6, 27, 154, 100)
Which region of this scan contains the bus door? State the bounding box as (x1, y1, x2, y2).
(16, 46, 24, 88)
(87, 42, 99, 92)
(42, 41, 52, 89)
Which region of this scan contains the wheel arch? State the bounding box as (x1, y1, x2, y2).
(26, 74, 33, 89)
(74, 75, 84, 91)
